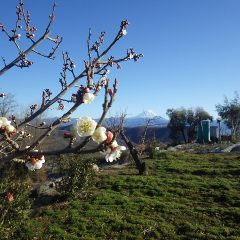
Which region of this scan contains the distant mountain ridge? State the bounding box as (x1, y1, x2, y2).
(48, 110, 229, 133)
(48, 110, 168, 128)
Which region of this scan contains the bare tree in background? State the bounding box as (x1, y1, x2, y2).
(0, 93, 17, 117)
(107, 113, 148, 175)
(138, 112, 163, 156)
(216, 92, 240, 141)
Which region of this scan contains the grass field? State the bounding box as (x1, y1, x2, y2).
(3, 152, 240, 239)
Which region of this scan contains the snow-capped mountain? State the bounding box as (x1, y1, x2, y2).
(134, 110, 158, 119)
(124, 110, 168, 128)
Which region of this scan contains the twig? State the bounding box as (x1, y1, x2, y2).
(87, 28, 92, 62)
(1, 56, 6, 67)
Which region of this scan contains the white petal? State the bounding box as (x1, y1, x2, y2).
(92, 127, 107, 143)
(111, 140, 118, 148)
(83, 93, 95, 104)
(34, 161, 43, 170)
(25, 162, 35, 171)
(119, 146, 126, 151)
(76, 116, 97, 137)
(5, 125, 15, 133)
(0, 117, 11, 126)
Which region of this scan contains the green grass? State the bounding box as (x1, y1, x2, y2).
(8, 152, 240, 239)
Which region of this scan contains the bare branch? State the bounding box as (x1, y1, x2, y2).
(0, 2, 61, 76)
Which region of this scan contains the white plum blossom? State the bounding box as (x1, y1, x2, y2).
(76, 116, 97, 137)
(83, 92, 95, 104)
(0, 117, 11, 127)
(103, 141, 127, 162)
(25, 155, 45, 171)
(5, 125, 15, 134)
(26, 160, 43, 171)
(92, 127, 107, 144)
(0, 117, 15, 134)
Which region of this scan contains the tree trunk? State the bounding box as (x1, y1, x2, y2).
(120, 130, 148, 175)
(181, 129, 187, 144)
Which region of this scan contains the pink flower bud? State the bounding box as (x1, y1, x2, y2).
(58, 103, 64, 110)
(7, 192, 14, 202)
(106, 131, 114, 143)
(70, 62, 76, 69)
(109, 89, 113, 97)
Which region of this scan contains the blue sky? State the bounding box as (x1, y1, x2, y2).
(1, 0, 240, 119)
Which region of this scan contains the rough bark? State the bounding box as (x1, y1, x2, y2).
(120, 130, 147, 175)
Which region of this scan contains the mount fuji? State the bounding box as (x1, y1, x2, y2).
(134, 110, 158, 119)
(124, 110, 168, 128)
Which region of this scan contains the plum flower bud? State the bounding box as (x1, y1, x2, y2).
(11, 34, 21, 41)
(7, 192, 14, 202)
(70, 62, 76, 69)
(121, 29, 127, 36)
(97, 85, 102, 91)
(58, 103, 64, 110)
(106, 131, 114, 143)
(49, 14, 55, 21)
(39, 121, 46, 126)
(83, 92, 95, 104)
(92, 127, 107, 143)
(0, 93, 6, 98)
(63, 131, 72, 138)
(71, 94, 77, 102)
(75, 116, 97, 137)
(128, 53, 134, 59)
(26, 133, 32, 138)
(109, 89, 114, 97)
(19, 130, 25, 135)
